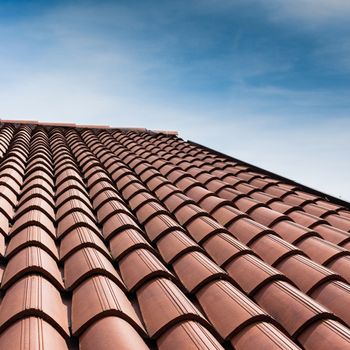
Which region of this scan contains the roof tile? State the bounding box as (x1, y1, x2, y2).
(0, 121, 349, 349)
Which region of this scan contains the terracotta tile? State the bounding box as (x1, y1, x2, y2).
(0, 317, 68, 350)
(128, 192, 158, 212)
(324, 214, 350, 232)
(254, 280, 336, 337)
(59, 226, 109, 261)
(250, 191, 280, 205)
(90, 181, 119, 201)
(227, 217, 273, 245)
(297, 319, 350, 350)
(137, 278, 208, 338)
(72, 275, 146, 336)
(64, 247, 125, 290)
(231, 321, 301, 350)
(19, 186, 55, 208)
(235, 182, 259, 196)
(10, 210, 56, 238)
(163, 192, 196, 213)
(217, 186, 244, 201)
(339, 210, 350, 219)
(144, 214, 184, 242)
(1, 246, 64, 290)
(297, 236, 350, 265)
(56, 198, 94, 222)
(302, 203, 335, 218)
(22, 177, 55, 198)
(197, 280, 273, 339)
(176, 177, 204, 193)
(326, 256, 350, 284)
(25, 169, 55, 189)
(156, 230, 202, 263)
(197, 196, 230, 214)
(249, 207, 290, 228)
(112, 170, 137, 187)
(0, 275, 69, 338)
(269, 201, 299, 215)
(0, 232, 5, 257)
(0, 185, 18, 208)
(271, 220, 318, 244)
(109, 228, 153, 261)
(234, 197, 263, 214)
(288, 210, 328, 228)
(202, 233, 252, 267)
(185, 186, 214, 203)
(313, 223, 350, 245)
(92, 188, 122, 210)
(264, 185, 292, 198)
(316, 200, 343, 211)
(15, 197, 55, 222)
(294, 191, 320, 201)
(173, 251, 229, 293)
(311, 281, 350, 327)
(186, 216, 227, 244)
(157, 321, 223, 350)
(87, 172, 112, 190)
(250, 234, 303, 266)
(102, 213, 140, 240)
(55, 168, 82, 188)
(0, 179, 21, 199)
(1, 121, 348, 348)
(154, 184, 182, 201)
(56, 178, 88, 198)
(116, 174, 142, 192)
(79, 316, 150, 350)
(210, 205, 247, 227)
(136, 201, 169, 225)
(119, 248, 173, 291)
(225, 254, 290, 296)
(121, 182, 147, 200)
(276, 254, 343, 294)
(0, 167, 23, 186)
(57, 211, 100, 239)
(0, 196, 14, 221)
(204, 179, 233, 195)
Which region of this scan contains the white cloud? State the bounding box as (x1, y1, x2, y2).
(0, 1, 349, 201)
(259, 0, 350, 24)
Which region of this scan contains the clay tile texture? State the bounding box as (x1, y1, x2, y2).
(0, 120, 349, 350)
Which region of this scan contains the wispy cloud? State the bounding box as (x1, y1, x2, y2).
(0, 0, 349, 199)
(262, 0, 350, 24)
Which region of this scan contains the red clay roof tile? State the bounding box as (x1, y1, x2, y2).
(63, 247, 125, 290)
(0, 121, 349, 349)
(71, 275, 146, 336)
(157, 321, 224, 350)
(197, 279, 274, 339)
(0, 275, 69, 338)
(231, 321, 301, 350)
(254, 280, 337, 338)
(79, 316, 150, 350)
(137, 277, 209, 338)
(1, 246, 64, 291)
(119, 248, 173, 292)
(0, 317, 69, 350)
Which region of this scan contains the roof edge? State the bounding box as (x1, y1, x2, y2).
(0, 119, 177, 135)
(188, 140, 350, 210)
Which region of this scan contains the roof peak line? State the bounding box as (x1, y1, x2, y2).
(0, 119, 178, 136)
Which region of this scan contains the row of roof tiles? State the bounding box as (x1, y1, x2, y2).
(0, 122, 348, 349)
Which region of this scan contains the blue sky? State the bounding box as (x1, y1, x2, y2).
(0, 0, 349, 200)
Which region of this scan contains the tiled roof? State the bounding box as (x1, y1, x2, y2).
(0, 120, 349, 349)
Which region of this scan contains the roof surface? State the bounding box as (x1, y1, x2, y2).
(0, 120, 349, 350)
